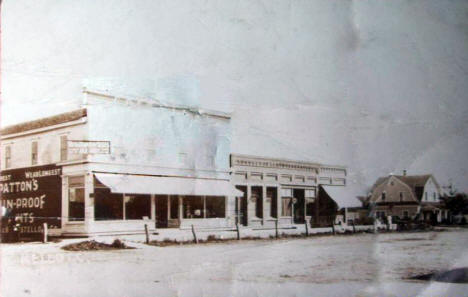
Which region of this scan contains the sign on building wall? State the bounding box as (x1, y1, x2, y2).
(0, 164, 62, 236)
(68, 140, 110, 154)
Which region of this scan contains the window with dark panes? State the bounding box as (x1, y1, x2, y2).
(125, 195, 150, 220)
(183, 196, 204, 218)
(95, 188, 123, 220)
(252, 186, 263, 218)
(205, 196, 225, 218)
(68, 176, 85, 221)
(267, 187, 277, 218)
(170, 195, 179, 219)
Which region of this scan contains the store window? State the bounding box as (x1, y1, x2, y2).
(68, 176, 85, 221)
(31, 141, 38, 165)
(183, 196, 204, 218)
(251, 186, 263, 218)
(267, 187, 277, 218)
(281, 188, 293, 216)
(206, 196, 225, 218)
(95, 188, 123, 220)
(124, 195, 150, 220)
(169, 195, 179, 219)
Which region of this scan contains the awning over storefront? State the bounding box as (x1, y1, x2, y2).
(320, 185, 361, 209)
(94, 173, 244, 197)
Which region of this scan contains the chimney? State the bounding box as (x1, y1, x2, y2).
(403, 170, 407, 176)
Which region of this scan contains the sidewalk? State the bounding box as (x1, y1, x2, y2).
(90, 224, 376, 245)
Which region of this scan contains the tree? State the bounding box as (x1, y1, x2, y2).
(442, 193, 468, 215)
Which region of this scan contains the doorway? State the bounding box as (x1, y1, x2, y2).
(155, 195, 168, 228)
(293, 189, 305, 224)
(235, 186, 248, 226)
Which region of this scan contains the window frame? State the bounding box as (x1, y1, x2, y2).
(31, 141, 38, 165)
(60, 135, 68, 162)
(4, 146, 11, 169)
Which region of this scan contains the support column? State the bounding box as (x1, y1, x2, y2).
(178, 195, 183, 224)
(167, 195, 170, 221)
(150, 195, 156, 221)
(276, 187, 281, 219)
(61, 176, 68, 227)
(122, 194, 126, 220)
(203, 196, 207, 218)
(247, 185, 252, 225)
(262, 186, 267, 224)
(84, 172, 95, 232)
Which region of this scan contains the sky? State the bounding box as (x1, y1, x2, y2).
(1, 0, 467, 194)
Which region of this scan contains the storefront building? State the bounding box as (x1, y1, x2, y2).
(1, 90, 241, 237)
(230, 154, 349, 227)
(1, 89, 352, 238)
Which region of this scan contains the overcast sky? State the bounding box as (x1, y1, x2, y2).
(1, 0, 467, 194)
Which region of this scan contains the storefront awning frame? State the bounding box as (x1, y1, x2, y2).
(94, 173, 244, 197)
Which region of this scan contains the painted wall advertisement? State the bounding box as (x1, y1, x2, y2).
(0, 164, 62, 236)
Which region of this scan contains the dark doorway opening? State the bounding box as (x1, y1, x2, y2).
(293, 189, 305, 224)
(235, 186, 248, 226)
(155, 195, 168, 228)
(252, 186, 263, 219)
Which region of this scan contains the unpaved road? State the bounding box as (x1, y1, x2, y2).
(1, 230, 467, 297)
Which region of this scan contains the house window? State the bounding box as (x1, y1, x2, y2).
(31, 141, 38, 165)
(400, 192, 403, 202)
(381, 192, 386, 201)
(433, 192, 436, 201)
(403, 211, 409, 219)
(4, 146, 11, 169)
(425, 192, 428, 201)
(68, 176, 85, 221)
(60, 135, 68, 161)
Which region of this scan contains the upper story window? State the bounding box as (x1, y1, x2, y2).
(60, 135, 68, 162)
(399, 192, 403, 201)
(381, 192, 386, 201)
(31, 141, 38, 165)
(433, 192, 436, 201)
(425, 192, 428, 201)
(4, 146, 11, 169)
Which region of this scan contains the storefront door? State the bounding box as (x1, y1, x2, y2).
(293, 189, 305, 224)
(155, 195, 168, 228)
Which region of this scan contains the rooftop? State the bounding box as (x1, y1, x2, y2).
(1, 109, 87, 136)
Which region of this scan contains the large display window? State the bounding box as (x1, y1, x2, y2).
(94, 188, 123, 221)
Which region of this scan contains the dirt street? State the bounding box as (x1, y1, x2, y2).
(1, 230, 467, 297)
